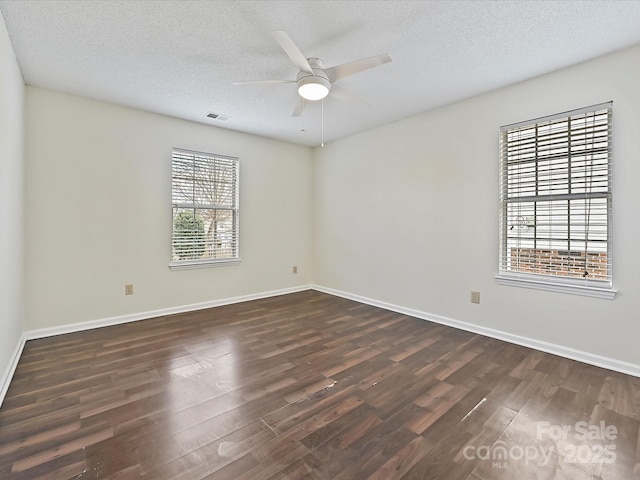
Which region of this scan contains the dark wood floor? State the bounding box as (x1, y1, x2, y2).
(1, 290, 639, 479)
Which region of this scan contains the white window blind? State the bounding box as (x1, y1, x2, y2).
(498, 103, 613, 297)
(171, 148, 239, 268)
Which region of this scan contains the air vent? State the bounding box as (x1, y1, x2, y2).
(206, 112, 230, 121)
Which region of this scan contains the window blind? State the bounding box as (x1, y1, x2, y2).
(498, 102, 612, 287)
(171, 148, 239, 266)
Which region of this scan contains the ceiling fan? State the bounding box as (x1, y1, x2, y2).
(233, 31, 392, 117)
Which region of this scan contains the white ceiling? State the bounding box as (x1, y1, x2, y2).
(2, 0, 640, 147)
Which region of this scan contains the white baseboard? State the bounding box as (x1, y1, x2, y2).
(312, 285, 640, 378)
(26, 285, 313, 340)
(0, 332, 27, 408)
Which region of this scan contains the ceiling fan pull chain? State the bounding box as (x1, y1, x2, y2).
(321, 99, 325, 147)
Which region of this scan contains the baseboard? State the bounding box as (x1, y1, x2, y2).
(26, 285, 313, 340)
(312, 285, 640, 378)
(0, 332, 27, 408)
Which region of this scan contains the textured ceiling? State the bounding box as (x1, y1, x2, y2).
(2, 0, 640, 147)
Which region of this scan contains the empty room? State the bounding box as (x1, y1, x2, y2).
(1, 1, 640, 479)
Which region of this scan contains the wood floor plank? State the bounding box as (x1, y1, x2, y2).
(1, 290, 638, 479)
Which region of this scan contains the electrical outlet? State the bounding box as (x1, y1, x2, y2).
(292, 266, 298, 274)
(471, 291, 480, 304)
(125, 284, 134, 295)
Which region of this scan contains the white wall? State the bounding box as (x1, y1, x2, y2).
(313, 43, 640, 366)
(0, 10, 24, 399)
(24, 88, 313, 330)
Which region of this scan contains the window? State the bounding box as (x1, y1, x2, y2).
(170, 148, 239, 269)
(497, 102, 615, 299)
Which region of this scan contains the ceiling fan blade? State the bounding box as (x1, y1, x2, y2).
(292, 96, 304, 117)
(232, 79, 295, 86)
(325, 53, 392, 83)
(330, 84, 369, 106)
(272, 31, 314, 75)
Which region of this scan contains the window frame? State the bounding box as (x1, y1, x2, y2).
(496, 103, 616, 300)
(169, 148, 240, 270)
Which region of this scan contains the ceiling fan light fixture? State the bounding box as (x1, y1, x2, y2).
(297, 76, 330, 101)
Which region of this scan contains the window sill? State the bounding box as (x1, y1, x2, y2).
(169, 258, 241, 271)
(495, 274, 617, 300)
